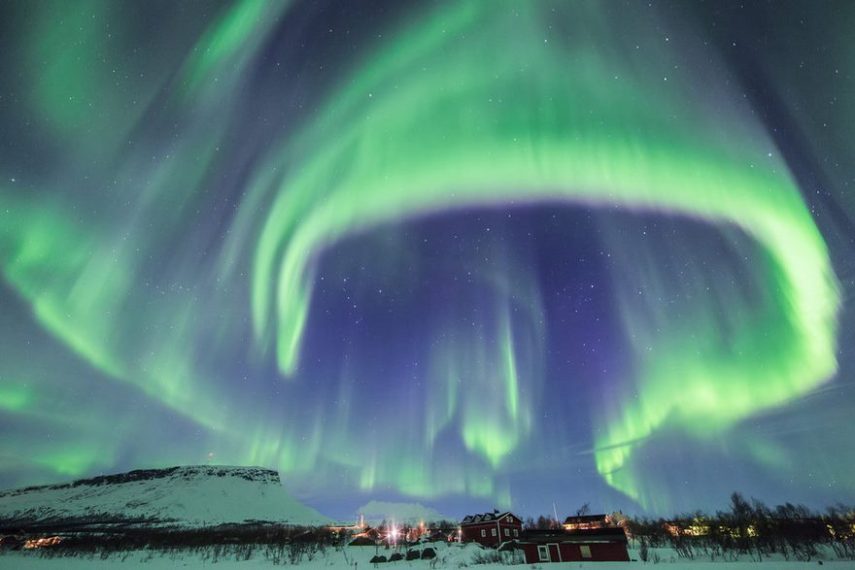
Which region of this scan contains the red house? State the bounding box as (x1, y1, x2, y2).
(518, 528, 630, 563)
(460, 510, 522, 547)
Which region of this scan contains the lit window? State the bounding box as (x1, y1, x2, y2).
(580, 545, 592, 559)
(504, 528, 510, 536)
(538, 545, 549, 562)
(481, 529, 486, 538)
(491, 528, 497, 536)
(513, 529, 519, 537)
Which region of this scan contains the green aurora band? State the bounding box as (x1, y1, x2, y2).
(244, 0, 840, 503)
(1, 0, 293, 471)
(0, 0, 844, 508)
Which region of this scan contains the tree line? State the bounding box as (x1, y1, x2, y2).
(626, 493, 855, 562)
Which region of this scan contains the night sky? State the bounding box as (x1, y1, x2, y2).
(1, 0, 854, 521)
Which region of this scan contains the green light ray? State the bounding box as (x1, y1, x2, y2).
(0, 383, 33, 413)
(426, 263, 544, 469)
(179, 0, 293, 101)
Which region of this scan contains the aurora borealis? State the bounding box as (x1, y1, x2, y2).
(1, 0, 854, 519)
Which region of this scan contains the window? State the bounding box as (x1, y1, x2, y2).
(538, 545, 549, 562)
(491, 528, 497, 537)
(580, 545, 592, 559)
(481, 529, 486, 538)
(504, 528, 510, 537)
(513, 529, 519, 537)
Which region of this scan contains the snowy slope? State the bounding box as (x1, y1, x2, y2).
(0, 465, 328, 527)
(356, 500, 452, 524)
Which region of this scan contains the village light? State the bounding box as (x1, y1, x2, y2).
(23, 536, 62, 549)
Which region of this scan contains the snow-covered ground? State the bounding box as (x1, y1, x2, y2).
(1, 542, 852, 569)
(0, 465, 328, 527)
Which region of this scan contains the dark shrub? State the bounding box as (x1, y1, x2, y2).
(389, 552, 403, 561)
(421, 547, 436, 559)
(406, 549, 420, 560)
(370, 555, 387, 563)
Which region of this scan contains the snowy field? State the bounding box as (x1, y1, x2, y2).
(1, 543, 853, 569)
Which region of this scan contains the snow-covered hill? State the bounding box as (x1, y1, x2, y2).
(356, 500, 452, 524)
(0, 465, 329, 528)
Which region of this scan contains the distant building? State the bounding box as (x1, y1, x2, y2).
(518, 528, 630, 563)
(663, 518, 711, 537)
(460, 510, 522, 547)
(562, 513, 612, 531)
(348, 526, 382, 546)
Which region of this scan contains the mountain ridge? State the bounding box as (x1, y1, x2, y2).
(0, 465, 328, 528)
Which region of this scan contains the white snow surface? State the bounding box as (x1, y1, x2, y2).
(0, 465, 329, 527)
(1, 543, 852, 569)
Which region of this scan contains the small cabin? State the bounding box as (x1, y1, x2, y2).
(460, 510, 523, 547)
(518, 528, 629, 563)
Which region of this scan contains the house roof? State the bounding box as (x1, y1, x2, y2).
(497, 540, 524, 551)
(562, 514, 609, 524)
(461, 510, 518, 525)
(519, 528, 627, 544)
